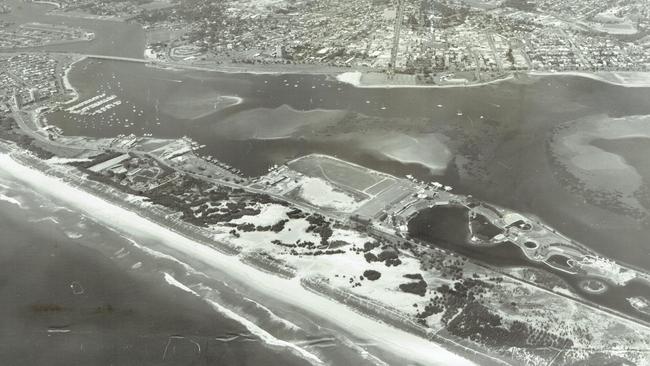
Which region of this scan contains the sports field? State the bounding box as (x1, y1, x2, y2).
(288, 154, 393, 193)
(287, 154, 415, 219)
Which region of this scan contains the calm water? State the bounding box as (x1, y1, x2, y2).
(3, 0, 650, 359)
(0, 0, 144, 57)
(0, 5, 438, 365)
(46, 58, 650, 272)
(407, 206, 650, 323)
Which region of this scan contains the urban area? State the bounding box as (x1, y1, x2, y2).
(1, 0, 650, 365)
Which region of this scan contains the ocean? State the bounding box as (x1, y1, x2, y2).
(0, 166, 391, 366)
(1, 1, 650, 363)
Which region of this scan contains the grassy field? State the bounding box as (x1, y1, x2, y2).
(288, 154, 388, 193)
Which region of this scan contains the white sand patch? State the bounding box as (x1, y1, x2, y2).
(570, 149, 633, 172)
(215, 218, 321, 252)
(530, 71, 650, 88)
(224, 216, 428, 317)
(336, 72, 362, 86)
(62, 57, 83, 104)
(298, 177, 359, 212)
(160, 84, 242, 120)
(124, 194, 152, 207)
(552, 115, 650, 196)
(215, 105, 344, 140)
(231, 203, 290, 227)
(362, 133, 452, 174)
(329, 228, 371, 247)
(0, 153, 476, 366)
(292, 249, 428, 314)
(47, 157, 91, 165)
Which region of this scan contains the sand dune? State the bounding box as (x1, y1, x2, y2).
(0, 153, 477, 366)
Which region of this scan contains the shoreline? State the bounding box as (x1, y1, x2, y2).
(147, 60, 354, 77)
(0, 37, 92, 51)
(61, 55, 86, 105)
(32, 0, 61, 8)
(527, 70, 650, 88)
(16, 50, 650, 92)
(336, 70, 650, 89)
(335, 71, 515, 89)
(29, 55, 650, 302)
(47, 9, 128, 22)
(0, 144, 479, 366)
(301, 277, 510, 366)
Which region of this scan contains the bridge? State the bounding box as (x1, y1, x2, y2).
(85, 54, 150, 63)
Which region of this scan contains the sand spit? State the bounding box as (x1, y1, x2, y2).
(529, 71, 650, 88)
(336, 72, 362, 86)
(337, 71, 514, 89)
(338, 70, 650, 89)
(160, 84, 243, 120)
(363, 132, 452, 174)
(549, 114, 650, 212)
(0, 153, 477, 366)
(214, 104, 346, 140)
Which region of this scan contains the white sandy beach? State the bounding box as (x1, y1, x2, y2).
(0, 153, 477, 366)
(337, 70, 650, 89)
(336, 71, 514, 89)
(366, 133, 452, 174)
(62, 56, 86, 105)
(214, 104, 345, 140)
(529, 71, 650, 88)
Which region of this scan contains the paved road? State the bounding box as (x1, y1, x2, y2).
(9, 51, 650, 333)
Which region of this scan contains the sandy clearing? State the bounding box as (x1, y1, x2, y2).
(0, 153, 477, 366)
(364, 133, 452, 174)
(298, 177, 360, 212)
(231, 203, 290, 227)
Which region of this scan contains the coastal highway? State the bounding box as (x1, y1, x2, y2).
(10, 106, 88, 152)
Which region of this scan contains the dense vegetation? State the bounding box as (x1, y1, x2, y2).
(363, 269, 381, 281)
(0, 116, 54, 159)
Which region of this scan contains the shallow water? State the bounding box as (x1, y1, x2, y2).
(407, 205, 650, 323)
(45, 58, 650, 271)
